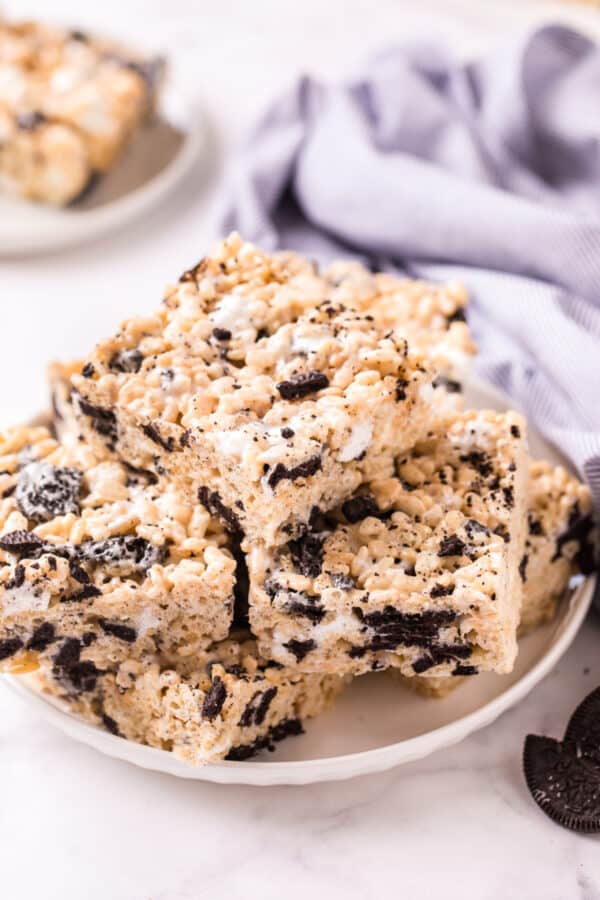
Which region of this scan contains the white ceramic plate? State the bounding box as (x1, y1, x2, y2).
(2, 379, 595, 784)
(0, 69, 206, 256)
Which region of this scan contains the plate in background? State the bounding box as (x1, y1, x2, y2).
(2, 378, 595, 784)
(0, 71, 207, 256)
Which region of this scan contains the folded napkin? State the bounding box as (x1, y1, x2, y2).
(220, 23, 600, 536)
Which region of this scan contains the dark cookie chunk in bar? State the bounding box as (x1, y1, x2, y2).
(552, 503, 596, 574)
(76, 396, 118, 444)
(361, 607, 458, 653)
(99, 619, 137, 643)
(438, 534, 467, 558)
(16, 462, 83, 523)
(109, 349, 144, 373)
(53, 638, 100, 693)
(239, 686, 278, 727)
(0, 530, 45, 556)
(197, 487, 241, 534)
(0, 636, 24, 661)
(76, 535, 163, 574)
(287, 532, 324, 579)
(201, 675, 227, 721)
(284, 590, 326, 624)
(26, 622, 57, 652)
(524, 687, 600, 833)
(283, 638, 316, 662)
(142, 423, 175, 452)
(225, 718, 304, 761)
(341, 494, 383, 524)
(276, 371, 329, 401)
(266, 453, 322, 491)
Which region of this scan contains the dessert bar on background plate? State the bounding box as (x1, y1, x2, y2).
(0, 19, 164, 205)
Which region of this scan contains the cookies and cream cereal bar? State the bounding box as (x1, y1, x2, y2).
(32, 637, 346, 765)
(0, 19, 163, 205)
(398, 459, 596, 697)
(322, 259, 476, 397)
(0, 425, 236, 685)
(248, 410, 528, 678)
(519, 459, 595, 631)
(71, 234, 439, 546)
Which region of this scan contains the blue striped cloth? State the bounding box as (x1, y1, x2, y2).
(220, 24, 600, 531)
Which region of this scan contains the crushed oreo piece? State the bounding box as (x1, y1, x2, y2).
(239, 686, 278, 727)
(464, 519, 490, 538)
(502, 485, 515, 509)
(16, 462, 82, 523)
(552, 504, 596, 574)
(53, 637, 100, 692)
(283, 639, 316, 662)
(68, 559, 90, 584)
(287, 532, 324, 579)
(5, 564, 25, 590)
(284, 591, 326, 624)
(142, 423, 175, 452)
(519, 554, 529, 582)
(99, 619, 137, 643)
(276, 371, 329, 400)
(212, 327, 232, 341)
(101, 714, 121, 736)
(362, 607, 458, 652)
(62, 584, 102, 603)
(341, 494, 382, 524)
(430, 583, 454, 598)
(454, 664, 478, 676)
(26, 622, 57, 652)
(460, 450, 493, 479)
(197, 487, 241, 534)
(81, 363, 95, 378)
(446, 308, 466, 324)
(395, 377, 409, 401)
(280, 427, 294, 439)
(201, 676, 227, 721)
(109, 349, 143, 373)
(510, 424, 521, 438)
(438, 534, 467, 557)
(0, 530, 44, 556)
(266, 453, 322, 490)
(225, 718, 303, 761)
(76, 536, 163, 573)
(523, 687, 600, 833)
(330, 572, 355, 591)
(0, 636, 24, 661)
(76, 396, 118, 444)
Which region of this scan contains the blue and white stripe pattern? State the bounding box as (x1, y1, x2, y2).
(220, 24, 600, 525)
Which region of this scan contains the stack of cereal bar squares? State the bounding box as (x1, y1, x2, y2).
(0, 234, 595, 764)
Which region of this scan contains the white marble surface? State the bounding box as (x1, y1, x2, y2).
(2, 0, 600, 897)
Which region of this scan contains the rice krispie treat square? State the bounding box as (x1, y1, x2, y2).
(248, 410, 528, 678)
(71, 234, 440, 547)
(322, 260, 476, 398)
(33, 637, 346, 765)
(0, 19, 163, 205)
(0, 425, 236, 684)
(394, 459, 596, 698)
(519, 459, 595, 631)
